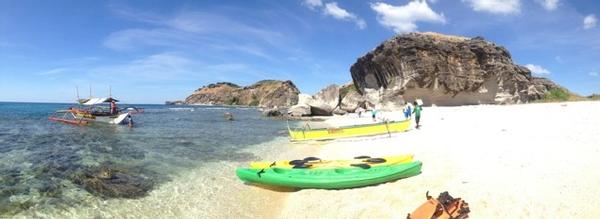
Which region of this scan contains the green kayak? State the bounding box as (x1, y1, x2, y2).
(236, 161, 422, 189)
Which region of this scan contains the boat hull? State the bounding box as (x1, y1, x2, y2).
(288, 119, 411, 141)
(249, 154, 413, 169)
(236, 161, 422, 189)
(74, 112, 130, 124)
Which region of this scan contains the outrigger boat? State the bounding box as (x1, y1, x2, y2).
(49, 97, 130, 126)
(287, 119, 411, 141)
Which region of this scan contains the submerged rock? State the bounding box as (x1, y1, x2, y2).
(350, 32, 560, 106)
(70, 163, 154, 199)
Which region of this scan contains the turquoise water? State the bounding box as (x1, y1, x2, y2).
(0, 102, 294, 217)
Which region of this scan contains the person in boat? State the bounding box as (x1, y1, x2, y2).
(413, 100, 423, 128)
(110, 100, 118, 115)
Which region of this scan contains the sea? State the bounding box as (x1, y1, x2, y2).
(0, 102, 308, 218)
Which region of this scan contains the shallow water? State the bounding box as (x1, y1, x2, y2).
(0, 102, 298, 218)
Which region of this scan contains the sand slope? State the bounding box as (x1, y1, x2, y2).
(279, 101, 600, 218)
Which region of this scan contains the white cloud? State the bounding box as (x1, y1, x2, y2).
(525, 64, 550, 75)
(590, 72, 599, 77)
(536, 0, 559, 11)
(38, 68, 71, 76)
(90, 53, 194, 81)
(303, 0, 322, 10)
(584, 14, 597, 29)
(323, 2, 366, 29)
(370, 0, 445, 33)
(554, 56, 563, 63)
(462, 0, 520, 14)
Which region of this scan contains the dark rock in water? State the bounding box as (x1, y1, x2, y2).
(70, 163, 154, 199)
(184, 80, 300, 108)
(262, 108, 284, 117)
(165, 100, 185, 105)
(350, 32, 560, 107)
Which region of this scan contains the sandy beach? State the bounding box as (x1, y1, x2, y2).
(275, 101, 600, 218)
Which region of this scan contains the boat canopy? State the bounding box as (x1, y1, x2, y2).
(82, 97, 119, 105)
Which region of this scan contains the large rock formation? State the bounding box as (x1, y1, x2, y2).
(350, 32, 559, 107)
(184, 80, 300, 108)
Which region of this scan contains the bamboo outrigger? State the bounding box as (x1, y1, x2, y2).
(287, 119, 411, 141)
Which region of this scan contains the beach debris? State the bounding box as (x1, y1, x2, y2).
(407, 191, 470, 219)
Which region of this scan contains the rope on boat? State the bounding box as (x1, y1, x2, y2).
(384, 119, 391, 138)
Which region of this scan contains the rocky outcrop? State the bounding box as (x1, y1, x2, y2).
(350, 32, 560, 107)
(184, 80, 300, 108)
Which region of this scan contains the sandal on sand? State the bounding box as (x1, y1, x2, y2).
(407, 191, 470, 219)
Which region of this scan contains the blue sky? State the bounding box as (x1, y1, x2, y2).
(0, 0, 598, 103)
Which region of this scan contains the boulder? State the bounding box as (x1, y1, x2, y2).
(307, 84, 340, 116)
(350, 32, 561, 106)
(288, 104, 311, 117)
(332, 107, 347, 115)
(262, 108, 284, 117)
(340, 89, 366, 112)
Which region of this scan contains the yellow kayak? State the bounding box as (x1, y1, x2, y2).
(249, 154, 414, 169)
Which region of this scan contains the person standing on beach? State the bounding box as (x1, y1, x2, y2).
(413, 101, 422, 128)
(404, 103, 412, 119)
(371, 108, 378, 122)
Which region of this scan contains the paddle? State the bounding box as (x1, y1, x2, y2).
(350, 163, 371, 169)
(365, 158, 387, 164)
(303, 157, 321, 162)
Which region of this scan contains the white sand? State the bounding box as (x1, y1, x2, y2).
(278, 101, 600, 218)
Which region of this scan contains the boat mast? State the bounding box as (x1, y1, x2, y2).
(76, 86, 80, 101)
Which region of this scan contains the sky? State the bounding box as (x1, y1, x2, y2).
(0, 0, 599, 104)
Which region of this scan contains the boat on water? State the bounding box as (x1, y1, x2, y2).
(49, 97, 131, 125)
(287, 119, 411, 141)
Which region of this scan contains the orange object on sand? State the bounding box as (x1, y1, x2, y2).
(407, 191, 470, 219)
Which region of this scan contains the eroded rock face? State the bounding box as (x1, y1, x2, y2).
(340, 90, 366, 112)
(308, 84, 340, 116)
(184, 80, 300, 108)
(350, 32, 559, 106)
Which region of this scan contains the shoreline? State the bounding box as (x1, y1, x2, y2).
(276, 101, 600, 218)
